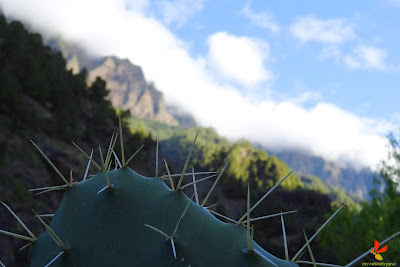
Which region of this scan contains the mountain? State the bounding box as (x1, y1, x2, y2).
(48, 38, 196, 127)
(47, 39, 373, 200)
(50, 40, 373, 201)
(0, 17, 337, 265)
(271, 150, 377, 199)
(3, 13, 376, 203)
(87, 56, 179, 126)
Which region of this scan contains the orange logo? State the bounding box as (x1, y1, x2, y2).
(370, 239, 388, 261)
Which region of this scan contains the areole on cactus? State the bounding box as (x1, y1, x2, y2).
(1, 114, 399, 267)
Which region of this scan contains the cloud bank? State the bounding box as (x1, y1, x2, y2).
(0, 0, 394, 168)
(344, 45, 388, 70)
(291, 16, 390, 71)
(207, 32, 272, 87)
(290, 16, 355, 44)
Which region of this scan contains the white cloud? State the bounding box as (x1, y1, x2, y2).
(240, 4, 280, 32)
(238, 102, 391, 168)
(344, 45, 388, 70)
(207, 32, 272, 87)
(290, 16, 355, 44)
(158, 0, 203, 27)
(0, 0, 394, 168)
(290, 17, 390, 71)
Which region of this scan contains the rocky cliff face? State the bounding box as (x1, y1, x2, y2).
(271, 150, 377, 199)
(87, 56, 179, 126)
(48, 39, 189, 126)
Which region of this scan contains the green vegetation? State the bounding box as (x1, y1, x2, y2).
(130, 116, 355, 203)
(1, 17, 79, 137)
(0, 121, 379, 266)
(0, 15, 117, 140)
(320, 133, 400, 264)
(0, 15, 153, 265)
(301, 175, 357, 205)
(2, 14, 396, 266)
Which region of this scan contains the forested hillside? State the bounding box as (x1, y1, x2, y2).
(319, 134, 400, 263)
(0, 15, 157, 265)
(1, 15, 396, 266)
(49, 32, 374, 201)
(129, 116, 357, 205)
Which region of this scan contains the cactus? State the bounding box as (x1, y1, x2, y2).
(1, 117, 400, 266)
(28, 166, 298, 267)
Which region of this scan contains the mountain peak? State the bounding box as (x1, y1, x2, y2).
(48, 39, 191, 126)
(87, 55, 179, 126)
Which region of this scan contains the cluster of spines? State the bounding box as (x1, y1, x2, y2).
(1, 111, 400, 266)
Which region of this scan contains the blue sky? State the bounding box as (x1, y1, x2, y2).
(164, 0, 400, 118)
(2, 0, 400, 168)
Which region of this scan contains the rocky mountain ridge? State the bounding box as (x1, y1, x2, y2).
(48, 39, 374, 200)
(88, 56, 179, 126)
(48, 38, 196, 127)
(271, 150, 377, 199)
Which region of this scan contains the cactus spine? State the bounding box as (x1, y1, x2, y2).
(1, 117, 400, 266)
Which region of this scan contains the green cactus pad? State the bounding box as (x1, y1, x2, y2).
(29, 167, 298, 267)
